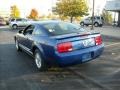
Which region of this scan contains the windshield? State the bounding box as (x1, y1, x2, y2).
(43, 22, 84, 36)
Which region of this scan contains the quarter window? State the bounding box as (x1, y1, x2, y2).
(33, 28, 43, 35)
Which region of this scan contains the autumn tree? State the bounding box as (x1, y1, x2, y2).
(10, 5, 20, 18)
(55, 0, 88, 22)
(28, 9, 39, 20)
(59, 15, 68, 21)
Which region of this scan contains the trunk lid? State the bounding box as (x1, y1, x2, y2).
(52, 32, 101, 51)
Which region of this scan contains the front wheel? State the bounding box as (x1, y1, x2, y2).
(94, 22, 99, 27)
(12, 24, 17, 29)
(34, 50, 47, 71)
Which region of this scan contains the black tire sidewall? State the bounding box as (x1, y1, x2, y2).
(34, 49, 47, 71)
(12, 24, 17, 29)
(80, 22, 84, 26)
(94, 22, 99, 27)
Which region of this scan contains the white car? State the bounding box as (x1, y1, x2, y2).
(80, 16, 104, 27)
(112, 21, 118, 26)
(9, 18, 33, 29)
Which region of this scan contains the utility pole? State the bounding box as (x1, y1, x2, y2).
(91, 0, 95, 30)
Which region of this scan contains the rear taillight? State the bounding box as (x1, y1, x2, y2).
(95, 36, 102, 45)
(57, 42, 73, 53)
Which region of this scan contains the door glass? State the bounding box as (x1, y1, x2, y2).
(24, 25, 34, 35)
(16, 19, 22, 21)
(33, 28, 43, 35)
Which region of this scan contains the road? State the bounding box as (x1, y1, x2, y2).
(0, 27, 120, 90)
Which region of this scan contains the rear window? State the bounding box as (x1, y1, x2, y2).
(42, 22, 84, 36)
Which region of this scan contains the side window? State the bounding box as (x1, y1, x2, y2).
(16, 19, 22, 21)
(22, 19, 27, 21)
(33, 28, 43, 35)
(11, 19, 15, 22)
(96, 17, 100, 19)
(24, 25, 34, 35)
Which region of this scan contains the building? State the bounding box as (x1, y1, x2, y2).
(105, 0, 120, 27)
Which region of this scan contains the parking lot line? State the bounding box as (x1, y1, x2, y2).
(105, 43, 120, 47)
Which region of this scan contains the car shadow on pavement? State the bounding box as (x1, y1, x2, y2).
(0, 43, 39, 81)
(0, 43, 78, 81)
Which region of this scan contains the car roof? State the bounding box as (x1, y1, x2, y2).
(31, 20, 63, 25)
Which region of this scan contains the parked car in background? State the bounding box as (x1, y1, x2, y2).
(14, 20, 104, 70)
(80, 16, 104, 27)
(112, 21, 118, 26)
(9, 18, 33, 29)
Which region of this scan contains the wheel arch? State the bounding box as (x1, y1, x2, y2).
(12, 24, 18, 27)
(32, 44, 45, 58)
(94, 22, 99, 25)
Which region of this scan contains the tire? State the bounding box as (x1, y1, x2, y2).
(94, 22, 99, 27)
(34, 49, 47, 71)
(80, 22, 84, 26)
(15, 40, 21, 51)
(12, 24, 18, 29)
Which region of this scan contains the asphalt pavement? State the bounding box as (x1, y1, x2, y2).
(0, 26, 120, 90)
(85, 26, 120, 39)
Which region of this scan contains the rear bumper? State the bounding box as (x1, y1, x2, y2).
(53, 44, 104, 66)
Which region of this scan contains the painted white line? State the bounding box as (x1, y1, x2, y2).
(105, 43, 120, 47)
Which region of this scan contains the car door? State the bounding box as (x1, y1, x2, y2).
(21, 25, 35, 53)
(16, 18, 23, 27)
(22, 19, 29, 26)
(84, 17, 91, 24)
(16, 18, 27, 27)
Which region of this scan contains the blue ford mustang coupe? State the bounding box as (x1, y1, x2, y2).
(14, 20, 104, 70)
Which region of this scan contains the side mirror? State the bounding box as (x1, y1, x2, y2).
(18, 30, 23, 34)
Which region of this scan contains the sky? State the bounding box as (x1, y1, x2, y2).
(0, 0, 107, 17)
(88, 0, 107, 15)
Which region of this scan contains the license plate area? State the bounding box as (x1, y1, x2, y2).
(82, 53, 91, 62)
(72, 38, 95, 50)
(82, 38, 95, 47)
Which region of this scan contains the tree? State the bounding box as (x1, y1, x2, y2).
(47, 13, 53, 19)
(28, 9, 39, 20)
(55, 0, 88, 22)
(101, 10, 113, 24)
(10, 5, 20, 18)
(59, 15, 68, 20)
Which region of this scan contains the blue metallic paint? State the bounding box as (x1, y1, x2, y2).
(15, 21, 104, 67)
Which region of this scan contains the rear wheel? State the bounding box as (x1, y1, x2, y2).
(34, 49, 47, 71)
(80, 22, 84, 26)
(94, 22, 99, 27)
(12, 24, 17, 29)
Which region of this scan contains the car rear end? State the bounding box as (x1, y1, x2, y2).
(95, 16, 104, 27)
(42, 21, 104, 66)
(52, 33, 104, 66)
